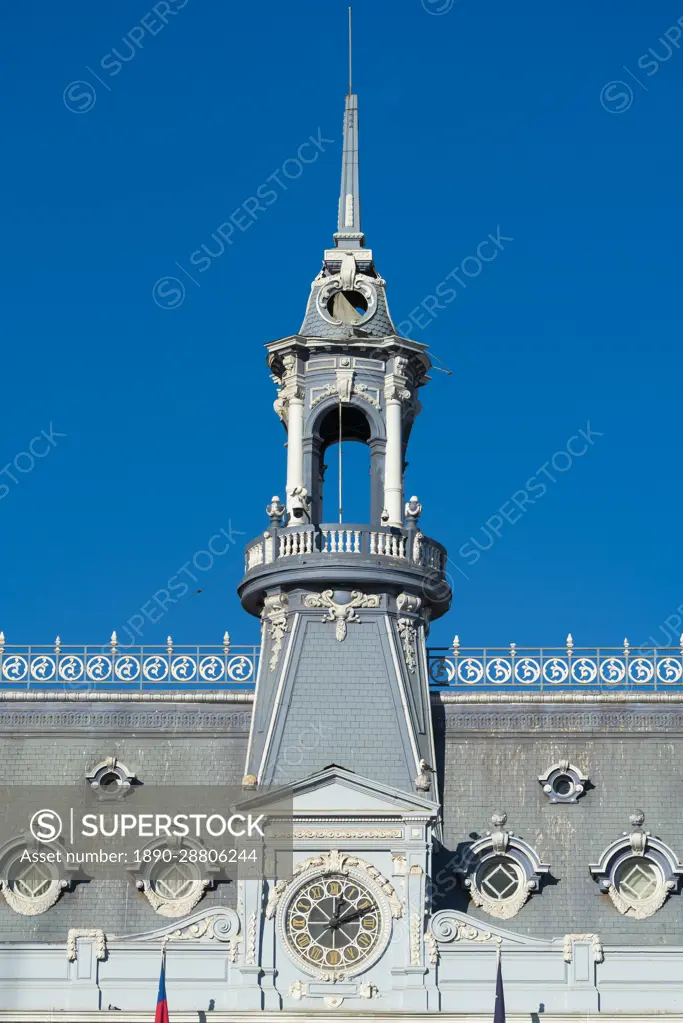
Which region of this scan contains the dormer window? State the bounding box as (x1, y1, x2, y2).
(590, 811, 683, 918)
(456, 813, 550, 920)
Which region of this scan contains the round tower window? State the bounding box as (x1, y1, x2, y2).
(327, 290, 368, 323)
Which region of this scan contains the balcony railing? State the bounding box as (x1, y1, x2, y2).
(244, 524, 447, 574)
(427, 638, 683, 690)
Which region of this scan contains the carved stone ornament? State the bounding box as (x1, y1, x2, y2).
(309, 377, 380, 411)
(590, 810, 683, 919)
(67, 929, 106, 962)
(563, 933, 604, 964)
(415, 758, 434, 793)
(424, 929, 438, 965)
(397, 617, 418, 672)
(266, 850, 403, 921)
(396, 592, 422, 615)
(304, 590, 381, 641)
(410, 912, 422, 966)
(289, 980, 307, 1000)
(457, 813, 550, 921)
(261, 592, 289, 670)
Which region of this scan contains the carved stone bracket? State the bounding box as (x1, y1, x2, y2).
(304, 590, 380, 641)
(429, 912, 502, 945)
(261, 592, 289, 670)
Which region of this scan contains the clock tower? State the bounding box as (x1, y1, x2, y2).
(231, 59, 452, 1012)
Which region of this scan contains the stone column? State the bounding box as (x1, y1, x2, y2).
(286, 392, 304, 496)
(384, 383, 408, 527)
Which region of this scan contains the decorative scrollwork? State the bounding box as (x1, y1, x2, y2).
(171, 656, 196, 681)
(115, 656, 140, 681)
(86, 656, 112, 681)
(227, 655, 254, 681)
(142, 656, 168, 681)
(59, 656, 83, 681)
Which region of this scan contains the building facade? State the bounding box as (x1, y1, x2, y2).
(0, 80, 682, 1021)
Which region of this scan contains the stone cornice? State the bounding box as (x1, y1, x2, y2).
(433, 691, 683, 704)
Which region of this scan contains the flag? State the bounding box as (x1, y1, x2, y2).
(493, 950, 505, 1023)
(155, 947, 169, 1023)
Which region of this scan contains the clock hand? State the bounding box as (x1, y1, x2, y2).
(333, 904, 368, 929)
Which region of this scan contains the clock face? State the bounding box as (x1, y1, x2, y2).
(283, 872, 384, 974)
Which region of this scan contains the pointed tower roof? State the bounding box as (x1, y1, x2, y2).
(334, 93, 364, 248)
(334, 9, 364, 249)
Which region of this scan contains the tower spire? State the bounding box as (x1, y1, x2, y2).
(335, 8, 364, 249)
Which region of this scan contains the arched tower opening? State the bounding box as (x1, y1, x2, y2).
(316, 404, 372, 524)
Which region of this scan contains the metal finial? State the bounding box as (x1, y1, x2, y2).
(166, 636, 174, 656)
(223, 631, 231, 655)
(0, 631, 5, 651)
(566, 633, 574, 656)
(452, 635, 460, 655)
(509, 642, 516, 657)
(623, 637, 630, 657)
(55, 636, 61, 655)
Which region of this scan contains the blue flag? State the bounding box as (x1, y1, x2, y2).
(493, 954, 505, 1023)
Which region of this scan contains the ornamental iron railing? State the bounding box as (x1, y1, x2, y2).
(0, 633, 259, 691)
(1, 633, 680, 693)
(427, 636, 683, 690)
(244, 524, 447, 574)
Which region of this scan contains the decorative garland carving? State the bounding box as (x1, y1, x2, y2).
(266, 851, 403, 920)
(261, 592, 289, 671)
(410, 913, 422, 966)
(67, 929, 106, 961)
(397, 618, 418, 672)
(424, 929, 438, 965)
(304, 590, 381, 641)
(246, 911, 257, 965)
(563, 933, 604, 964)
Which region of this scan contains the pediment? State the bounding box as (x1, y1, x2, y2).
(239, 765, 438, 820)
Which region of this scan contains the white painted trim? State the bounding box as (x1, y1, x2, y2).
(257, 612, 300, 783)
(384, 616, 421, 774)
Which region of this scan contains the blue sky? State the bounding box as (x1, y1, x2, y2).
(1, 0, 682, 652)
